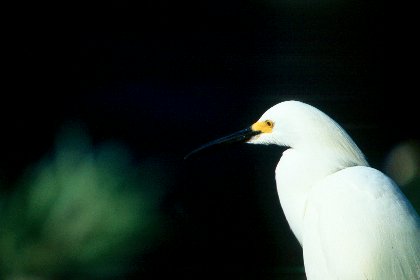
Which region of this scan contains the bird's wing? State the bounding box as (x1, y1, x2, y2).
(302, 166, 420, 280)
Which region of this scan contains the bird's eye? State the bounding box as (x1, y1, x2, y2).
(265, 120, 274, 127)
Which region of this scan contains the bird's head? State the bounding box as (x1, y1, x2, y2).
(246, 100, 304, 147)
(184, 101, 292, 159)
(185, 100, 367, 167)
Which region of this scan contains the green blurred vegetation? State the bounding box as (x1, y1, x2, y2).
(384, 140, 420, 214)
(0, 124, 162, 279)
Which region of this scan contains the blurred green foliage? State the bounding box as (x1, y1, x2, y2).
(0, 124, 161, 279)
(384, 140, 420, 214)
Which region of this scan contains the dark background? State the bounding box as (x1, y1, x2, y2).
(2, 1, 417, 279)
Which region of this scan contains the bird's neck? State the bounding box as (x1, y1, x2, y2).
(274, 148, 366, 244)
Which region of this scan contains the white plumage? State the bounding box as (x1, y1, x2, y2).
(188, 100, 420, 279)
(249, 101, 420, 279)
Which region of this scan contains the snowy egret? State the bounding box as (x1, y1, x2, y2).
(186, 100, 420, 279)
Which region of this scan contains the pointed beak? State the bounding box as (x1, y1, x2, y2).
(184, 127, 261, 159)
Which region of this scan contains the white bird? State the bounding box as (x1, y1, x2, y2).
(186, 100, 420, 279)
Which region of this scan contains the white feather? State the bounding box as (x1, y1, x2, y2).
(248, 100, 420, 279)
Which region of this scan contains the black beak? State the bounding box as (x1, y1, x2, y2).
(184, 127, 261, 159)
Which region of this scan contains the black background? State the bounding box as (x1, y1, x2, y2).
(2, 1, 418, 279)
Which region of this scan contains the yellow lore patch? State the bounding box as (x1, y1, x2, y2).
(251, 120, 274, 133)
